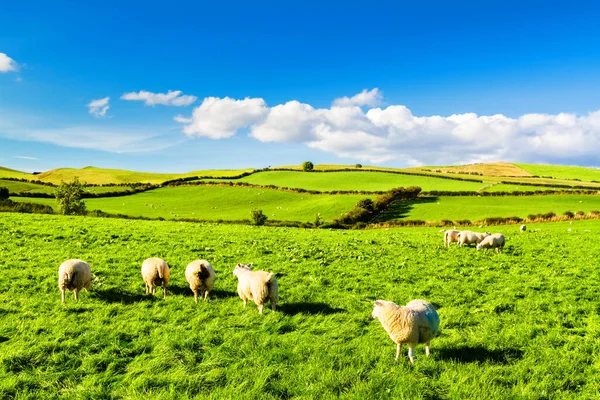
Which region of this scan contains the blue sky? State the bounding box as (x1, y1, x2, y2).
(1, 0, 600, 172)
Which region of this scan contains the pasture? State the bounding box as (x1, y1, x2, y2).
(516, 164, 600, 182)
(1, 213, 600, 398)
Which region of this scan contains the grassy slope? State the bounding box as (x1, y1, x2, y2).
(1, 213, 600, 398)
(516, 163, 600, 181)
(33, 167, 254, 185)
(12, 186, 368, 222)
(424, 161, 534, 177)
(380, 195, 600, 222)
(212, 171, 487, 192)
(0, 167, 32, 180)
(0, 179, 55, 194)
(481, 183, 589, 193)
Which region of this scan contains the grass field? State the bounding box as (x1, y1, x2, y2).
(0, 167, 33, 180)
(212, 171, 487, 192)
(12, 186, 369, 222)
(424, 162, 534, 177)
(378, 195, 600, 223)
(481, 184, 587, 193)
(1, 213, 600, 398)
(0, 179, 55, 195)
(516, 164, 600, 182)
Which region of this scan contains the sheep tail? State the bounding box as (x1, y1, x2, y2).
(265, 272, 274, 283)
(157, 264, 164, 279)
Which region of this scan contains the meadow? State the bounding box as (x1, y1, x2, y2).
(516, 164, 600, 182)
(1, 213, 600, 399)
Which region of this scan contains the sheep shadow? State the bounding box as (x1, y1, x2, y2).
(437, 345, 523, 364)
(279, 302, 346, 316)
(165, 284, 238, 299)
(93, 288, 157, 304)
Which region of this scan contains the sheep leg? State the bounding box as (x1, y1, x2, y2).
(426, 342, 431, 357)
(395, 343, 402, 361)
(61, 290, 65, 303)
(408, 346, 415, 364)
(258, 304, 264, 314)
(74, 288, 79, 301)
(243, 299, 247, 307)
(204, 291, 209, 301)
(193, 290, 198, 304)
(163, 284, 167, 299)
(271, 301, 276, 311)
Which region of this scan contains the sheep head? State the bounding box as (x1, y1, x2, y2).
(233, 263, 253, 277)
(372, 300, 393, 319)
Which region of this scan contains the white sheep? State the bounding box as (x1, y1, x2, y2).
(232, 263, 278, 314)
(476, 233, 506, 253)
(520, 224, 526, 232)
(372, 299, 440, 364)
(185, 259, 216, 303)
(458, 231, 490, 247)
(141, 257, 170, 298)
(58, 259, 92, 303)
(443, 230, 460, 247)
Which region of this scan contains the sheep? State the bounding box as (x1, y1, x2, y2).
(141, 257, 170, 298)
(372, 299, 440, 364)
(476, 233, 505, 253)
(520, 224, 527, 232)
(58, 259, 92, 303)
(232, 263, 278, 314)
(458, 231, 490, 247)
(185, 260, 216, 303)
(443, 230, 460, 247)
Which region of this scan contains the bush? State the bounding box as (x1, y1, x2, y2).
(355, 164, 362, 168)
(576, 211, 585, 216)
(302, 161, 314, 172)
(250, 208, 268, 225)
(55, 177, 87, 215)
(314, 214, 322, 227)
(0, 187, 8, 201)
(356, 198, 375, 211)
(563, 211, 574, 218)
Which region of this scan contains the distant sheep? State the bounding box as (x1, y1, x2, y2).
(476, 233, 505, 253)
(443, 230, 460, 247)
(185, 259, 216, 303)
(141, 257, 170, 298)
(520, 224, 526, 232)
(372, 299, 440, 364)
(58, 259, 92, 303)
(458, 231, 490, 247)
(233, 263, 278, 314)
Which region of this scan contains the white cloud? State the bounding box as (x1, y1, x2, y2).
(175, 88, 600, 166)
(0, 53, 18, 73)
(13, 156, 38, 160)
(332, 88, 383, 107)
(177, 96, 268, 139)
(87, 97, 110, 118)
(121, 90, 197, 106)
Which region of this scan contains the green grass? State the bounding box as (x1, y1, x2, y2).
(205, 171, 487, 192)
(1, 212, 600, 398)
(0, 167, 32, 180)
(12, 186, 369, 222)
(33, 166, 255, 185)
(380, 195, 600, 222)
(516, 164, 600, 182)
(0, 179, 55, 194)
(481, 184, 588, 193)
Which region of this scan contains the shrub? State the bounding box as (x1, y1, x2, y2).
(314, 214, 322, 227)
(55, 177, 87, 215)
(356, 198, 375, 211)
(563, 211, 574, 218)
(355, 164, 362, 168)
(302, 161, 314, 172)
(0, 187, 8, 201)
(576, 211, 585, 216)
(250, 208, 268, 225)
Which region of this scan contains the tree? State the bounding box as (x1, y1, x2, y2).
(302, 161, 314, 172)
(55, 177, 87, 215)
(355, 164, 362, 169)
(0, 187, 8, 201)
(250, 208, 267, 225)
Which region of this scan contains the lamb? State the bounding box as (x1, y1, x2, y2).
(520, 224, 527, 232)
(458, 231, 490, 247)
(141, 257, 170, 298)
(476, 233, 506, 253)
(185, 259, 216, 303)
(232, 263, 278, 314)
(58, 259, 92, 303)
(443, 230, 460, 247)
(372, 299, 440, 364)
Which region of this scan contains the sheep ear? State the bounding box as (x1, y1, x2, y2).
(374, 300, 384, 306)
(236, 263, 241, 267)
(248, 263, 253, 267)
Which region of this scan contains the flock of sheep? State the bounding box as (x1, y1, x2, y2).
(56, 225, 517, 364)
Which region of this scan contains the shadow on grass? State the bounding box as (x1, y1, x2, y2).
(279, 302, 346, 315)
(93, 288, 156, 304)
(373, 197, 439, 223)
(437, 345, 523, 364)
(165, 284, 238, 299)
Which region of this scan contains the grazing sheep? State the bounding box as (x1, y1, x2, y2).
(458, 231, 490, 247)
(58, 259, 92, 303)
(185, 260, 216, 303)
(372, 299, 440, 364)
(476, 233, 506, 253)
(141, 257, 170, 298)
(520, 224, 527, 232)
(443, 230, 461, 247)
(233, 263, 278, 314)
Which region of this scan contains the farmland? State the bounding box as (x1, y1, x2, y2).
(516, 164, 600, 182)
(1, 213, 600, 398)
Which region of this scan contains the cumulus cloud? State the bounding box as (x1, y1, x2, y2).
(121, 90, 197, 106)
(87, 97, 110, 118)
(175, 89, 600, 166)
(177, 96, 268, 139)
(0, 53, 18, 72)
(332, 88, 383, 107)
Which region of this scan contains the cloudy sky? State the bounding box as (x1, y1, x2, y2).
(1, 0, 600, 172)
